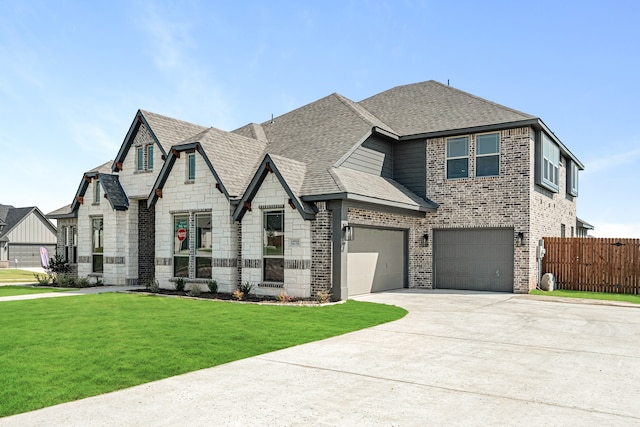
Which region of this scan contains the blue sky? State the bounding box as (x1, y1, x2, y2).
(1, 0, 638, 237)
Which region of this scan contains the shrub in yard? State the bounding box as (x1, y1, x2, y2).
(48, 254, 71, 275)
(148, 278, 160, 293)
(175, 278, 185, 292)
(207, 279, 218, 294)
(276, 292, 293, 303)
(94, 277, 103, 286)
(317, 290, 332, 304)
(33, 273, 50, 286)
(56, 274, 77, 288)
(238, 281, 253, 296)
(76, 277, 91, 288)
(188, 285, 201, 297)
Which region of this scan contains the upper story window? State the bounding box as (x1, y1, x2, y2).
(136, 144, 154, 172)
(446, 136, 469, 179)
(567, 159, 579, 196)
(187, 152, 196, 181)
(94, 179, 101, 204)
(538, 132, 560, 192)
(475, 133, 500, 177)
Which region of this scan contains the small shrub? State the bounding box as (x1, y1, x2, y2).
(57, 274, 77, 288)
(207, 279, 218, 294)
(148, 279, 160, 293)
(94, 277, 103, 286)
(48, 254, 71, 275)
(188, 285, 201, 297)
(76, 277, 91, 288)
(175, 277, 185, 292)
(276, 292, 293, 303)
(33, 273, 50, 286)
(238, 282, 253, 296)
(317, 290, 332, 304)
(232, 289, 244, 300)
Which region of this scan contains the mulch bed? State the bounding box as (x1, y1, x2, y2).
(129, 288, 324, 305)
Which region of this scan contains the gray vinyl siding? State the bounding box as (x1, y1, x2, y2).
(394, 140, 427, 199)
(342, 135, 393, 178)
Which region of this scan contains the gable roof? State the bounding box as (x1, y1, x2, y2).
(71, 161, 126, 212)
(46, 204, 76, 220)
(260, 93, 383, 197)
(233, 154, 317, 221)
(359, 80, 536, 137)
(0, 204, 57, 240)
(113, 110, 208, 172)
(148, 126, 267, 207)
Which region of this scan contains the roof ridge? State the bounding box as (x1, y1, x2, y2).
(427, 81, 535, 119)
(333, 93, 397, 134)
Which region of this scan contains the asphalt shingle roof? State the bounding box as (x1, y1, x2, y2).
(183, 127, 268, 198)
(260, 93, 376, 196)
(359, 80, 536, 136)
(99, 174, 129, 211)
(140, 110, 208, 154)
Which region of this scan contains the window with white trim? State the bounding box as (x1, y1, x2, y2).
(263, 210, 284, 282)
(475, 133, 500, 177)
(446, 136, 469, 179)
(63, 226, 77, 264)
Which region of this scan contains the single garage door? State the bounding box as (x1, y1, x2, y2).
(8, 244, 55, 268)
(433, 228, 513, 292)
(347, 227, 406, 296)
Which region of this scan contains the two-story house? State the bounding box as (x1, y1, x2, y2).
(49, 81, 583, 299)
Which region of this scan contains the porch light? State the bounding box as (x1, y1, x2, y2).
(516, 232, 524, 246)
(343, 225, 354, 241)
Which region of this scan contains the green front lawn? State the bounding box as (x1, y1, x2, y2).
(529, 289, 640, 304)
(0, 269, 39, 283)
(0, 286, 71, 297)
(0, 294, 406, 417)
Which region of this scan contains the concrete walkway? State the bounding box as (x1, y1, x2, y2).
(2, 290, 640, 426)
(0, 286, 142, 301)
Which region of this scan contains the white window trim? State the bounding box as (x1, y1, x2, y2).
(186, 152, 196, 182)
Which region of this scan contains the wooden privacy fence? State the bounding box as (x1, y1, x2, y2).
(542, 237, 640, 294)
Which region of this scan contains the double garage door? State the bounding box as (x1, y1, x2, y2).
(433, 228, 514, 292)
(347, 227, 407, 296)
(8, 244, 55, 268)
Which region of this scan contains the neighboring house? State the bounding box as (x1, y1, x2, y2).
(50, 81, 589, 298)
(0, 204, 57, 268)
(576, 218, 595, 237)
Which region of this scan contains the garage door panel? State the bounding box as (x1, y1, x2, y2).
(347, 227, 406, 296)
(434, 228, 513, 292)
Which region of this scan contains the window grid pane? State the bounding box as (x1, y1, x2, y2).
(147, 145, 154, 170)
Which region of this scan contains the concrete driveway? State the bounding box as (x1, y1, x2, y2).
(2, 290, 640, 426)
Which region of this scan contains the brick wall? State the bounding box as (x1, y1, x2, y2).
(310, 201, 332, 296)
(138, 200, 155, 285)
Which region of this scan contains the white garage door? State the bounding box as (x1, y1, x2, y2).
(433, 228, 514, 292)
(347, 227, 406, 296)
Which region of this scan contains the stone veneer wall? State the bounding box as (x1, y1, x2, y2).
(154, 150, 237, 292)
(310, 201, 332, 296)
(240, 172, 312, 298)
